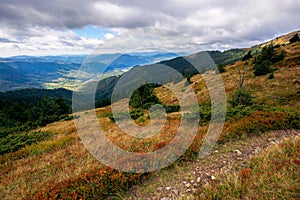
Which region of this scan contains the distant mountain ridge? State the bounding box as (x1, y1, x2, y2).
(0, 48, 248, 109)
(0, 49, 245, 92)
(0, 52, 180, 92)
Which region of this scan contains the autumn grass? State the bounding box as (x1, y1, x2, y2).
(221, 110, 300, 142)
(1, 111, 179, 199)
(0, 135, 81, 199)
(154, 42, 300, 112)
(0, 35, 299, 199)
(197, 136, 300, 200)
(15, 107, 297, 199)
(32, 167, 142, 200)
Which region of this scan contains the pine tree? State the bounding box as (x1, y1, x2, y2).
(242, 51, 253, 61)
(289, 34, 300, 44)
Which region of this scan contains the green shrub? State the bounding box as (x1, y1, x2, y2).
(229, 89, 254, 107)
(130, 108, 144, 120)
(98, 112, 116, 122)
(199, 102, 212, 123)
(268, 73, 275, 79)
(184, 111, 199, 123)
(104, 109, 145, 122)
(149, 108, 165, 119)
(253, 60, 273, 76)
(223, 110, 300, 140)
(226, 104, 264, 120)
(216, 63, 226, 73)
(98, 112, 113, 118)
(33, 167, 142, 199)
(164, 105, 180, 113)
(0, 131, 52, 155)
(136, 116, 147, 123)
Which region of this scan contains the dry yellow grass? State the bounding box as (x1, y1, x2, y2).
(198, 135, 300, 199)
(154, 41, 300, 111)
(0, 32, 299, 199)
(262, 30, 300, 47)
(0, 106, 183, 199)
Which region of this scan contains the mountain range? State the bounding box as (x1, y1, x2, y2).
(0, 52, 181, 92)
(0, 49, 247, 105)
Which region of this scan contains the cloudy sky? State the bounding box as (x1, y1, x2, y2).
(0, 0, 299, 56)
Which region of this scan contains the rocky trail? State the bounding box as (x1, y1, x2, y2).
(125, 129, 300, 200)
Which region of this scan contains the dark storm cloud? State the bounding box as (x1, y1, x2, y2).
(0, 0, 156, 29)
(0, 0, 91, 28)
(0, 0, 299, 35)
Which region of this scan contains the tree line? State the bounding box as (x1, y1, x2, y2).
(0, 96, 71, 138)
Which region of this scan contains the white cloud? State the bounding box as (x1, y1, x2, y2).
(0, 0, 299, 56)
(104, 33, 115, 40)
(0, 26, 104, 56)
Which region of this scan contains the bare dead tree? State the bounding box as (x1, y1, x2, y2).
(231, 62, 248, 105)
(238, 62, 248, 90)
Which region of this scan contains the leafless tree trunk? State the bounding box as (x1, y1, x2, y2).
(232, 63, 248, 103)
(238, 63, 247, 90)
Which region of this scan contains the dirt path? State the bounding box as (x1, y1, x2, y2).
(125, 129, 300, 200)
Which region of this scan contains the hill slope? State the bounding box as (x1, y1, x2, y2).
(0, 31, 299, 200)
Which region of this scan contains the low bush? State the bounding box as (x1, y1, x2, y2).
(130, 108, 144, 120)
(229, 89, 254, 107)
(0, 131, 52, 155)
(136, 116, 147, 123)
(253, 60, 273, 76)
(226, 104, 264, 120)
(0, 135, 76, 164)
(222, 110, 300, 140)
(32, 167, 142, 199)
(164, 105, 180, 113)
(216, 63, 226, 73)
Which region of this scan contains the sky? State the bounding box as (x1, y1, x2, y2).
(0, 0, 299, 57)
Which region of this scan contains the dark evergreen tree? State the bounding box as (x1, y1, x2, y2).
(216, 63, 226, 73)
(129, 84, 161, 109)
(289, 34, 300, 44)
(253, 44, 284, 76)
(0, 96, 71, 138)
(242, 51, 253, 61)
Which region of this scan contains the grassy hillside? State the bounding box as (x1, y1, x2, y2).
(198, 135, 300, 199)
(0, 31, 299, 199)
(155, 31, 300, 109)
